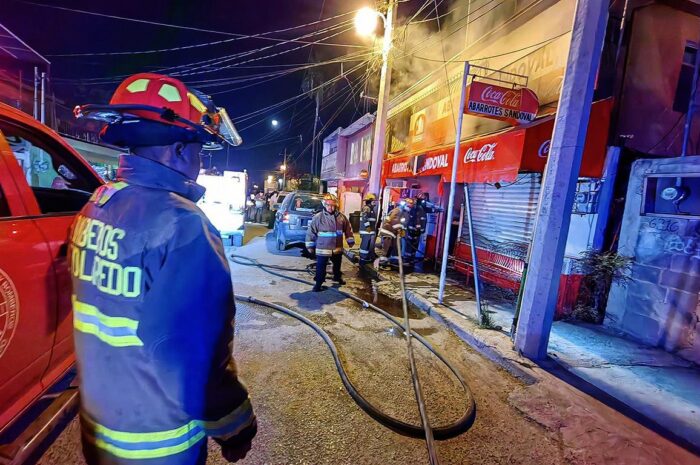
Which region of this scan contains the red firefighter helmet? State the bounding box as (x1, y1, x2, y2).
(74, 73, 242, 149)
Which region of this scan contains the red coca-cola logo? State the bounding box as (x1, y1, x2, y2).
(480, 86, 521, 109)
(463, 143, 497, 163)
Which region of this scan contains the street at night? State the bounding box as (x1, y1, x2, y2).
(2, 0, 700, 464)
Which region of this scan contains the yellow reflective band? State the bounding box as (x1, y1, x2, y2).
(89, 430, 207, 460)
(73, 297, 143, 348)
(87, 417, 201, 443)
(82, 399, 253, 460)
(74, 297, 138, 329)
(203, 398, 254, 438)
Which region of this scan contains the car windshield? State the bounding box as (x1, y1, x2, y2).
(291, 194, 322, 212)
(277, 194, 286, 204)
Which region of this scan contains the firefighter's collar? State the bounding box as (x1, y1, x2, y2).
(116, 154, 206, 202)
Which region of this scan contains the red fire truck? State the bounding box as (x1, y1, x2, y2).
(0, 102, 102, 463)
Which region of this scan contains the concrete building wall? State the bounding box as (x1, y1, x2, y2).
(616, 3, 700, 156)
(607, 156, 700, 364)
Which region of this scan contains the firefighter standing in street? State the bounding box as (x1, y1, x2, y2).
(71, 73, 256, 465)
(306, 193, 355, 292)
(358, 193, 378, 267)
(405, 195, 428, 265)
(378, 198, 414, 266)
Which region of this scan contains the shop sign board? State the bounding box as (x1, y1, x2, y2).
(465, 81, 539, 124)
(415, 150, 452, 177)
(456, 130, 527, 183)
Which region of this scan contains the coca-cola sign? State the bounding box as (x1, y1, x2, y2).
(465, 81, 539, 125)
(457, 130, 527, 184)
(463, 143, 497, 164)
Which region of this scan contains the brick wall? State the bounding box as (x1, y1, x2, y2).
(606, 157, 700, 364)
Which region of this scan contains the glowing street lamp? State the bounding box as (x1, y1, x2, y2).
(271, 119, 279, 128)
(354, 3, 397, 200)
(280, 164, 287, 172)
(267, 175, 274, 183)
(354, 7, 380, 37)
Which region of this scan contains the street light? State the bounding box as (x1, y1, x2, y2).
(354, 7, 380, 37)
(267, 175, 274, 183)
(356, 2, 397, 199)
(280, 164, 286, 172)
(271, 119, 279, 128)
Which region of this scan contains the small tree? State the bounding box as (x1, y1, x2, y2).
(573, 250, 632, 323)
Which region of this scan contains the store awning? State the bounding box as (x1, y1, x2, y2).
(381, 98, 612, 185)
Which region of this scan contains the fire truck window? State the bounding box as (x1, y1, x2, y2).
(0, 186, 10, 217)
(0, 121, 100, 215)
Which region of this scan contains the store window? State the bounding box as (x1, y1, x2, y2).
(0, 120, 100, 215)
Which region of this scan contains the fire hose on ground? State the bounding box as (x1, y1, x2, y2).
(230, 251, 476, 463)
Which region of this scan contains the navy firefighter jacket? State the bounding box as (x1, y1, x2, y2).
(69, 155, 254, 465)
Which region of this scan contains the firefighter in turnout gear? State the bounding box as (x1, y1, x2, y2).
(306, 193, 355, 292)
(71, 73, 255, 465)
(359, 193, 378, 266)
(378, 198, 414, 266)
(405, 196, 428, 265)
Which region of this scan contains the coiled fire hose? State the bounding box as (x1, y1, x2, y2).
(230, 252, 476, 456)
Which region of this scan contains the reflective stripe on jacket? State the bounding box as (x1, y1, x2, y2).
(360, 205, 377, 234)
(305, 209, 354, 255)
(379, 207, 409, 237)
(70, 155, 254, 465)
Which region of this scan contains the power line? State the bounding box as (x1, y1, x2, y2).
(235, 63, 370, 132)
(172, 25, 360, 77)
(233, 60, 369, 125)
(53, 19, 358, 84)
(18, 1, 363, 48)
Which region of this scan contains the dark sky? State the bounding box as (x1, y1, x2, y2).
(0, 0, 432, 186)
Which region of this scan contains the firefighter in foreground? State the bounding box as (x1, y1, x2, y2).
(306, 193, 355, 292)
(70, 73, 256, 465)
(378, 198, 414, 266)
(358, 193, 378, 267)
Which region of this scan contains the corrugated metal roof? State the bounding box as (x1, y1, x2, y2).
(0, 22, 50, 65)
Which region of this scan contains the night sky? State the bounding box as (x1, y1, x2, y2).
(1, 0, 435, 186)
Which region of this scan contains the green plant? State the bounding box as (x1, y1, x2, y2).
(572, 250, 632, 323)
(478, 302, 502, 330)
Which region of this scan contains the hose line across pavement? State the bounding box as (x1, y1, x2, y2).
(230, 253, 476, 445)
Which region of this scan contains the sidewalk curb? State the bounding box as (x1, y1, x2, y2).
(403, 289, 538, 385)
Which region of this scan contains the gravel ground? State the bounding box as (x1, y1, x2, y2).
(33, 229, 603, 464)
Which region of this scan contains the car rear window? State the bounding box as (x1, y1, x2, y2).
(277, 194, 286, 204)
(291, 195, 322, 212)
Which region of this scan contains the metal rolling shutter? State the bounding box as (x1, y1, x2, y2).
(460, 173, 542, 260)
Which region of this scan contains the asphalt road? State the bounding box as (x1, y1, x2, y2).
(36, 226, 570, 465)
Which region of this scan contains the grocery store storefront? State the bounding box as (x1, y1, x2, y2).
(382, 99, 613, 316)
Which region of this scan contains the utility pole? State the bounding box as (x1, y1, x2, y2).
(33, 67, 38, 120)
(514, 0, 609, 359)
(282, 149, 288, 191)
(40, 72, 46, 124)
(311, 91, 320, 176)
(367, 0, 397, 197)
